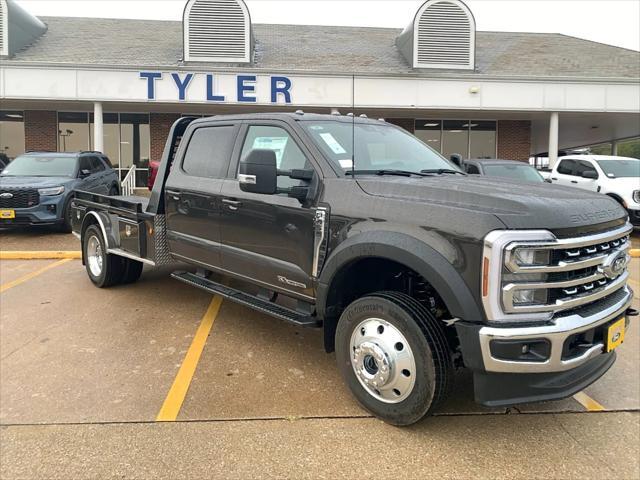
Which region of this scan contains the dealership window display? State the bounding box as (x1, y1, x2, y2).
(0, 111, 25, 160)
(415, 119, 497, 159)
(58, 112, 150, 187)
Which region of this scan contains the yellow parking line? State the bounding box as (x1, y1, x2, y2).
(573, 391, 605, 411)
(0, 258, 72, 293)
(156, 295, 223, 422)
(0, 251, 81, 260)
(630, 249, 640, 258)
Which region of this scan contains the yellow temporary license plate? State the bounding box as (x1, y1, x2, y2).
(0, 209, 15, 219)
(606, 318, 625, 352)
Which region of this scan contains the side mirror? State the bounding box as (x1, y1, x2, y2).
(582, 170, 598, 179)
(79, 169, 91, 178)
(450, 154, 464, 168)
(239, 149, 277, 195)
(544, 178, 552, 183)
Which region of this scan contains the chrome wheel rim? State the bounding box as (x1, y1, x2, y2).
(86, 235, 103, 277)
(350, 318, 417, 403)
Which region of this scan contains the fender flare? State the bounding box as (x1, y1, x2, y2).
(316, 231, 482, 322)
(80, 211, 118, 263)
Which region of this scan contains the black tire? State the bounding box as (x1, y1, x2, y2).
(58, 199, 73, 233)
(109, 185, 119, 196)
(121, 258, 143, 284)
(83, 224, 125, 288)
(335, 291, 453, 426)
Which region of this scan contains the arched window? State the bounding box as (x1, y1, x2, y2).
(183, 0, 252, 63)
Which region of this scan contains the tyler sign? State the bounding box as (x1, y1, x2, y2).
(140, 72, 293, 104)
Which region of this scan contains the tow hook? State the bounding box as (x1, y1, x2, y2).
(626, 308, 639, 317)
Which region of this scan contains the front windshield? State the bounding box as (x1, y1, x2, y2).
(0, 155, 77, 177)
(483, 164, 544, 182)
(301, 121, 459, 174)
(595, 159, 640, 178)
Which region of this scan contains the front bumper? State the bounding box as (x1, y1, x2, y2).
(0, 201, 64, 227)
(456, 285, 634, 406)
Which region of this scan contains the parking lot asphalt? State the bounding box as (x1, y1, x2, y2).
(1, 229, 639, 479)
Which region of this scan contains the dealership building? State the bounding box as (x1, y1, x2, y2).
(0, 0, 639, 187)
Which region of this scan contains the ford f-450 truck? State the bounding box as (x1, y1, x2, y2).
(71, 113, 636, 425)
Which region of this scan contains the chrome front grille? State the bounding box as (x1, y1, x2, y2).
(482, 223, 633, 323)
(502, 225, 631, 315)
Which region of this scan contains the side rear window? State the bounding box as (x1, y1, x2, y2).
(182, 125, 236, 178)
(100, 156, 113, 168)
(557, 159, 575, 175)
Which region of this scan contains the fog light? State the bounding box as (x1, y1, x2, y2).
(46, 205, 56, 213)
(512, 288, 548, 305)
(490, 339, 551, 362)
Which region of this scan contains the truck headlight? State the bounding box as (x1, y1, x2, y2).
(38, 186, 65, 196)
(633, 190, 640, 204)
(512, 248, 550, 267)
(511, 288, 548, 306)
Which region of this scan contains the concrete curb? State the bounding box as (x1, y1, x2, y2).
(0, 251, 82, 260)
(631, 249, 640, 258)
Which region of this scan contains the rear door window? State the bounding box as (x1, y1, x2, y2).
(182, 125, 236, 179)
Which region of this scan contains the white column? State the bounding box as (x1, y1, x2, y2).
(548, 112, 559, 168)
(93, 102, 104, 153)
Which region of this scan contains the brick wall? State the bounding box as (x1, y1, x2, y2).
(150, 113, 181, 162)
(497, 120, 531, 161)
(24, 111, 58, 152)
(386, 118, 415, 134)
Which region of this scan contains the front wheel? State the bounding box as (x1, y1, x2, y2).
(83, 225, 124, 288)
(335, 291, 453, 426)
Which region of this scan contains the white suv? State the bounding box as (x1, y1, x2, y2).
(549, 155, 640, 226)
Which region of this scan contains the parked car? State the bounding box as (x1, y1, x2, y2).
(71, 113, 636, 425)
(0, 151, 120, 231)
(465, 159, 545, 182)
(547, 155, 640, 226)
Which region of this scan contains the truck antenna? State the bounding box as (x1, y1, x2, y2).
(351, 74, 355, 178)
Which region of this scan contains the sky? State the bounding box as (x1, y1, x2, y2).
(19, 0, 640, 51)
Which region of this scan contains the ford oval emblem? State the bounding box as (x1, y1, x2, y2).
(0, 192, 14, 199)
(601, 251, 628, 279)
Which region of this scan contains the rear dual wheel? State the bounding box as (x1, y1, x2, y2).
(83, 224, 143, 287)
(336, 291, 453, 426)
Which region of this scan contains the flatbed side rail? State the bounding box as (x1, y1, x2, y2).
(72, 190, 149, 219)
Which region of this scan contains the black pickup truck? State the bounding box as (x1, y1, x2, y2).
(71, 113, 636, 425)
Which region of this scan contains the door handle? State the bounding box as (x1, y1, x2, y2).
(222, 198, 242, 211)
(571, 180, 578, 184)
(171, 194, 181, 201)
(551, 177, 558, 181)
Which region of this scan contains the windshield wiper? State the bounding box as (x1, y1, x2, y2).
(420, 169, 466, 176)
(346, 169, 430, 177)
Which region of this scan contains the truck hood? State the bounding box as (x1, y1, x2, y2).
(0, 176, 75, 188)
(356, 175, 627, 232)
